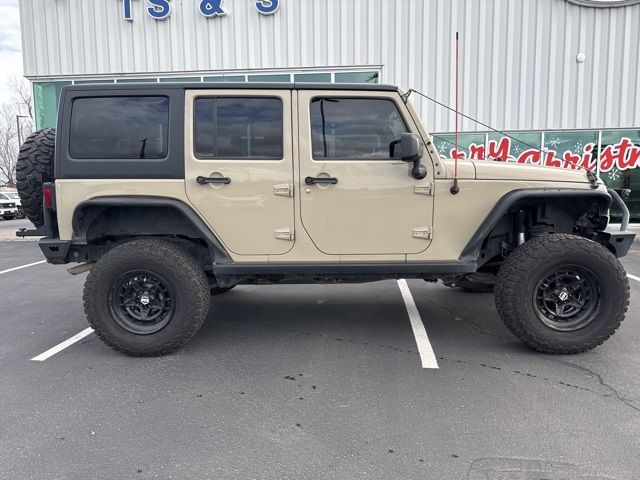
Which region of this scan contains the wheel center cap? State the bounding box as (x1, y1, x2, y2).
(558, 290, 569, 302)
(140, 295, 150, 305)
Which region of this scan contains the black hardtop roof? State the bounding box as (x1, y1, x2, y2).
(63, 82, 399, 93)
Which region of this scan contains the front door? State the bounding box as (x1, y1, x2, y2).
(297, 91, 434, 256)
(185, 90, 295, 256)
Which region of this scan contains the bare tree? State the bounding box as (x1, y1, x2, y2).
(0, 77, 33, 188)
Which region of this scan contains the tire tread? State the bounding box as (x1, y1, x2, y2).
(83, 239, 210, 356)
(495, 234, 629, 354)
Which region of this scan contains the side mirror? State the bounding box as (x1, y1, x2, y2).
(400, 133, 427, 180)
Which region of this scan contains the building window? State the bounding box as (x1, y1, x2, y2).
(600, 129, 640, 222)
(69, 96, 169, 159)
(485, 132, 542, 161)
(160, 77, 202, 83)
(203, 76, 246, 82)
(310, 98, 407, 160)
(194, 97, 283, 159)
(432, 133, 487, 159)
(334, 71, 379, 83)
(74, 80, 116, 85)
(33, 81, 72, 130)
(247, 74, 291, 83)
(294, 73, 332, 83)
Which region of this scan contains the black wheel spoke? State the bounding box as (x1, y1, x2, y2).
(109, 270, 174, 335)
(534, 265, 600, 332)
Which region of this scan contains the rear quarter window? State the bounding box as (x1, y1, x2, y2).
(69, 96, 169, 159)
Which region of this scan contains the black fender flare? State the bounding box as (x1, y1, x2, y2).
(71, 196, 232, 264)
(459, 188, 612, 262)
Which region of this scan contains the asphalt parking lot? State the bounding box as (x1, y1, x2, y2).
(1, 218, 639, 480)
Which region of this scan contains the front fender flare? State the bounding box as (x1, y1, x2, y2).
(459, 188, 612, 262)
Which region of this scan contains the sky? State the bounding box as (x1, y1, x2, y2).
(0, 0, 23, 101)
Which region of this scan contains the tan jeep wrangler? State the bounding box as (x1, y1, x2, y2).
(16, 83, 634, 356)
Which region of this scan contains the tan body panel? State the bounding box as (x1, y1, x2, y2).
(296, 90, 434, 256)
(55, 177, 602, 265)
(184, 90, 295, 256)
(472, 160, 591, 183)
(408, 180, 606, 262)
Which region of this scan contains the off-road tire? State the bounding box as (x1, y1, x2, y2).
(16, 128, 56, 227)
(83, 239, 211, 356)
(495, 234, 629, 354)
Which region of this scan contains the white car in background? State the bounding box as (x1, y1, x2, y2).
(0, 191, 22, 220)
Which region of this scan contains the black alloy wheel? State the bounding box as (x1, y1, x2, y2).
(533, 266, 600, 332)
(108, 270, 175, 335)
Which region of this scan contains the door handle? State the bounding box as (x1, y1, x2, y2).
(197, 176, 231, 185)
(305, 176, 338, 185)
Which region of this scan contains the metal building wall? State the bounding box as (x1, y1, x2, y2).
(19, 0, 640, 132)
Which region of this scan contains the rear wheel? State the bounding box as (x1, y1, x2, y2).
(495, 234, 629, 354)
(84, 239, 211, 356)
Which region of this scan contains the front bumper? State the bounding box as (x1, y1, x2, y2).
(601, 188, 636, 257)
(1, 208, 18, 216)
(599, 228, 635, 257)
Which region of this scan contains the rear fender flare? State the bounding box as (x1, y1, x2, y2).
(71, 196, 232, 264)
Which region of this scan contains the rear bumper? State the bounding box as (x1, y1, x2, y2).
(39, 238, 71, 265)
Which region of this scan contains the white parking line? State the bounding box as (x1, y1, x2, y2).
(397, 279, 439, 369)
(31, 327, 94, 362)
(0, 260, 46, 275)
(627, 274, 640, 282)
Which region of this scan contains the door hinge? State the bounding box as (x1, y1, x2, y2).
(412, 226, 433, 240)
(274, 184, 294, 197)
(414, 183, 433, 196)
(275, 227, 295, 241)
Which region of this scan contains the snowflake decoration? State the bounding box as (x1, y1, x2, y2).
(608, 169, 621, 181)
(437, 142, 448, 154)
(547, 137, 561, 149)
(572, 141, 583, 153)
(511, 144, 523, 156)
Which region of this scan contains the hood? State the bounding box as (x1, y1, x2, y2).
(471, 160, 592, 184)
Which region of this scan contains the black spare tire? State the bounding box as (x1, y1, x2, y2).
(16, 128, 56, 227)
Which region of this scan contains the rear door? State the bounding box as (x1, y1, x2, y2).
(184, 90, 295, 256)
(297, 90, 434, 256)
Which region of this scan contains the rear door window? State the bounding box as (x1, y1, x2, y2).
(194, 97, 283, 159)
(69, 96, 169, 159)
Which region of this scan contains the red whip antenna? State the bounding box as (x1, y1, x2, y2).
(450, 31, 460, 195)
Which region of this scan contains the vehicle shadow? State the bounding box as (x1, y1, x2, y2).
(190, 281, 524, 358)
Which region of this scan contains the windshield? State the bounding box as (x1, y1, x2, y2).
(0, 193, 9, 200)
(5, 192, 19, 199)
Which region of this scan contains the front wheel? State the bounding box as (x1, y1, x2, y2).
(495, 234, 629, 354)
(15, 207, 26, 219)
(83, 239, 211, 356)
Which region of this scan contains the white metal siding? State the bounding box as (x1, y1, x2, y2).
(19, 0, 640, 131)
